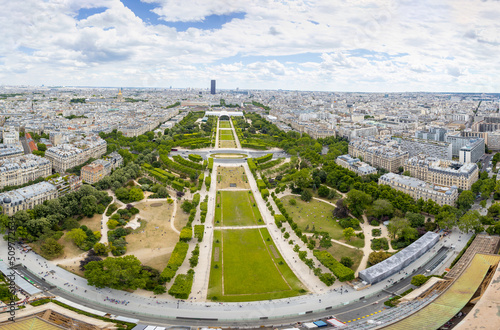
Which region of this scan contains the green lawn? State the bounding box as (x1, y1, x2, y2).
(325, 241, 364, 272)
(280, 195, 364, 248)
(208, 228, 306, 301)
(216, 190, 262, 226)
(219, 133, 234, 140)
(219, 121, 232, 128)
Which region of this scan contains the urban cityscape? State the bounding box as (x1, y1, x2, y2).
(1, 1, 500, 330)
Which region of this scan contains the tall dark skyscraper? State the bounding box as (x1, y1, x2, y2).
(211, 80, 216, 94)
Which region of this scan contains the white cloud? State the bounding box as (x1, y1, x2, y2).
(0, 0, 498, 91)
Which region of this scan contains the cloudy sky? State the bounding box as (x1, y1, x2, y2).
(1, 0, 500, 92)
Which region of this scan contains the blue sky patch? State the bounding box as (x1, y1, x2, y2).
(18, 46, 37, 55)
(77, 7, 107, 20)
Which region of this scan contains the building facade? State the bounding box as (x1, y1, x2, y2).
(0, 182, 58, 216)
(45, 135, 106, 173)
(459, 138, 485, 163)
(404, 156, 478, 190)
(0, 144, 24, 160)
(379, 173, 459, 206)
(336, 154, 377, 176)
(0, 154, 51, 189)
(348, 138, 409, 173)
(81, 152, 123, 184)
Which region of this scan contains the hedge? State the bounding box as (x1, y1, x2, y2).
(171, 180, 184, 192)
(160, 242, 189, 282)
(168, 269, 195, 299)
(188, 154, 203, 163)
(179, 227, 192, 242)
(173, 155, 205, 170)
(247, 158, 257, 172)
(160, 152, 198, 177)
(205, 176, 211, 189)
(208, 158, 214, 171)
(255, 153, 273, 164)
(194, 225, 204, 242)
(200, 202, 208, 211)
(259, 158, 284, 170)
(256, 179, 266, 191)
(192, 193, 201, 206)
(313, 250, 355, 282)
(261, 188, 269, 199)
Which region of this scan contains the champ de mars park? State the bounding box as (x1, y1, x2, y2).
(1, 109, 500, 330)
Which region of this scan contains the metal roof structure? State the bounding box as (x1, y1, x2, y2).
(0, 261, 42, 295)
(384, 253, 500, 330)
(359, 232, 439, 284)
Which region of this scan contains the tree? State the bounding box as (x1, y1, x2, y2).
(411, 274, 429, 286)
(345, 189, 372, 216)
(37, 143, 47, 151)
(115, 187, 129, 202)
(387, 217, 410, 239)
(153, 285, 166, 295)
(436, 211, 457, 230)
(81, 195, 98, 217)
(333, 199, 349, 218)
(368, 251, 391, 266)
(340, 256, 353, 268)
(181, 200, 193, 213)
(368, 199, 394, 219)
(289, 198, 297, 206)
(343, 227, 355, 241)
(406, 212, 425, 228)
(40, 238, 64, 259)
(93, 242, 108, 256)
(128, 187, 144, 202)
(84, 255, 150, 290)
(300, 189, 313, 202)
(66, 228, 87, 247)
(317, 185, 330, 198)
(458, 210, 482, 233)
(456, 190, 475, 211)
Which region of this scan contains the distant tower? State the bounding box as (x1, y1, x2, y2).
(117, 88, 124, 102)
(211, 80, 216, 95)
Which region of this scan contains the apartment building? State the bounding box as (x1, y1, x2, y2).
(336, 154, 377, 176)
(379, 173, 458, 206)
(0, 144, 24, 160)
(45, 135, 106, 173)
(348, 138, 409, 173)
(0, 154, 51, 189)
(459, 138, 485, 164)
(404, 156, 478, 190)
(47, 174, 82, 196)
(396, 137, 452, 160)
(81, 152, 123, 184)
(0, 181, 58, 216)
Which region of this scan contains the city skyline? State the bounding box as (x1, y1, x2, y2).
(2, 0, 500, 92)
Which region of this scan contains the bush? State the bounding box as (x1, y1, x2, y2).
(313, 250, 354, 281)
(261, 188, 269, 199)
(194, 225, 204, 242)
(372, 228, 382, 237)
(368, 251, 392, 266)
(205, 176, 211, 189)
(188, 154, 203, 163)
(318, 272, 336, 286)
(411, 274, 429, 287)
(371, 238, 389, 251)
(168, 270, 195, 299)
(289, 198, 297, 205)
(105, 203, 118, 216)
(160, 242, 189, 282)
(179, 227, 192, 242)
(340, 256, 353, 268)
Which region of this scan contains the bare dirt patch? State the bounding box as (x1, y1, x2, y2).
(79, 213, 102, 232)
(214, 247, 220, 262)
(269, 245, 280, 258)
(150, 203, 163, 207)
(216, 166, 250, 189)
(125, 200, 178, 269)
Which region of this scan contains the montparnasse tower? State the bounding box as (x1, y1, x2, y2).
(117, 88, 124, 102)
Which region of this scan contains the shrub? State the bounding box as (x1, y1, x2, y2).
(372, 228, 382, 237)
(318, 272, 336, 286)
(313, 250, 354, 281)
(160, 242, 189, 282)
(371, 238, 389, 251)
(168, 269, 195, 299)
(340, 256, 353, 268)
(179, 227, 192, 242)
(261, 188, 269, 199)
(411, 274, 429, 287)
(194, 225, 204, 242)
(367, 251, 392, 266)
(289, 198, 297, 205)
(188, 154, 203, 163)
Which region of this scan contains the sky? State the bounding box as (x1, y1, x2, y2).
(1, 0, 500, 92)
